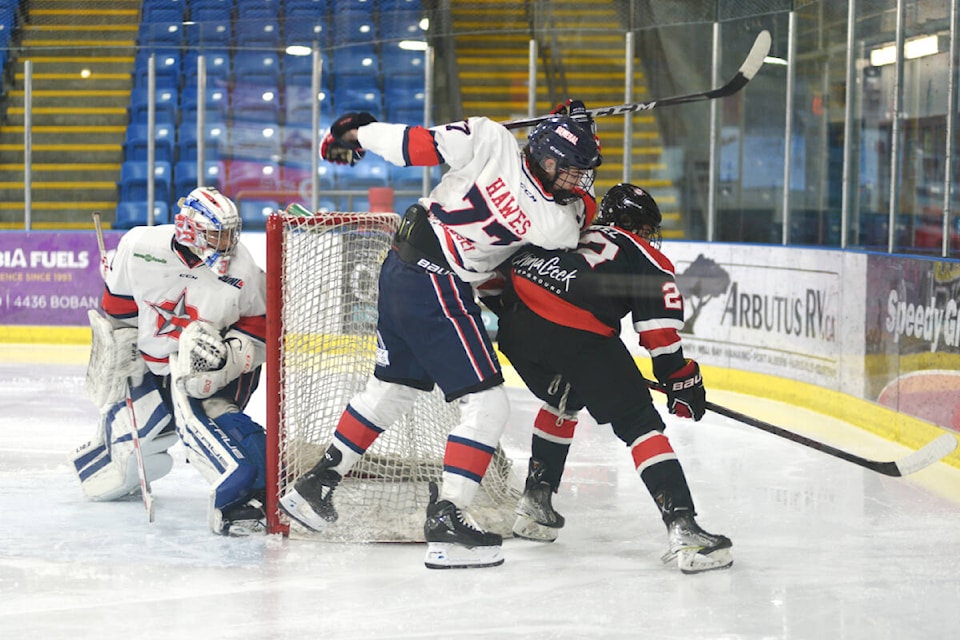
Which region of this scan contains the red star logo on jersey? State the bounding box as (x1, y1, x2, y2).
(149, 289, 200, 339)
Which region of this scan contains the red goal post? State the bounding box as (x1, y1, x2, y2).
(264, 207, 520, 540)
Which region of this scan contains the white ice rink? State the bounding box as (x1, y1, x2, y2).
(2, 345, 959, 639)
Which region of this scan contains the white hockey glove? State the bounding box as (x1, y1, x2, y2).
(174, 321, 260, 399)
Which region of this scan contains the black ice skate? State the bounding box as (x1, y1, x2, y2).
(214, 491, 266, 537)
(423, 481, 504, 569)
(513, 458, 565, 542)
(278, 447, 343, 533)
(661, 510, 733, 574)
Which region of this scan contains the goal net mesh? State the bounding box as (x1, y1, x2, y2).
(267, 210, 520, 541)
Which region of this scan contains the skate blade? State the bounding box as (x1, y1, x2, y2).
(278, 490, 332, 534)
(512, 515, 559, 542)
(424, 542, 504, 569)
(676, 547, 734, 574)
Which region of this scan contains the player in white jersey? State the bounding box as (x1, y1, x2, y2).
(280, 104, 602, 568)
(71, 187, 270, 536)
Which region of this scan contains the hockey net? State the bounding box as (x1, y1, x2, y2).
(265, 207, 520, 541)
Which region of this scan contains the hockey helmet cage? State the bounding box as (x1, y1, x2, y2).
(525, 115, 602, 205)
(174, 186, 241, 276)
(597, 183, 663, 248)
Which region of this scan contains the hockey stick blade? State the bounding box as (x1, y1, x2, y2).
(502, 30, 771, 130)
(703, 400, 956, 477)
(644, 378, 957, 477)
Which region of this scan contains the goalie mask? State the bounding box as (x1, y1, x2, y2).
(524, 115, 602, 205)
(174, 187, 241, 276)
(597, 183, 663, 249)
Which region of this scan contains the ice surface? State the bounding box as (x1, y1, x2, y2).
(1, 352, 959, 639)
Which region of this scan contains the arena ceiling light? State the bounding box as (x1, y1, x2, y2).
(399, 40, 428, 51)
(285, 45, 312, 56)
(870, 34, 941, 66)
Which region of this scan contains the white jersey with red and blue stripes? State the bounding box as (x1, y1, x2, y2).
(357, 117, 597, 284)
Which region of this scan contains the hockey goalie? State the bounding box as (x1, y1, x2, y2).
(70, 187, 269, 536)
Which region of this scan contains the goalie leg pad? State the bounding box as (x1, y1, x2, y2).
(174, 394, 267, 507)
(171, 380, 267, 533)
(72, 376, 176, 501)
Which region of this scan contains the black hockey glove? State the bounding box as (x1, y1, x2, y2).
(321, 112, 377, 166)
(663, 359, 706, 421)
(550, 99, 595, 131)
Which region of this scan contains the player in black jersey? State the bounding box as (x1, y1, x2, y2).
(496, 183, 732, 574)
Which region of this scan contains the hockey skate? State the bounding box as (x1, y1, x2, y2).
(423, 482, 504, 569)
(661, 510, 733, 574)
(278, 448, 342, 533)
(213, 492, 266, 537)
(513, 458, 565, 542)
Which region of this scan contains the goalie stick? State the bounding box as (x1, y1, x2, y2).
(93, 211, 156, 521)
(644, 378, 957, 477)
(501, 30, 772, 130)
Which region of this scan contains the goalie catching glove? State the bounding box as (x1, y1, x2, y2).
(321, 112, 378, 166)
(662, 359, 706, 421)
(174, 321, 259, 399)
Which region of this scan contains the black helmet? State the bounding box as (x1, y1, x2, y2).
(524, 115, 602, 205)
(597, 183, 663, 248)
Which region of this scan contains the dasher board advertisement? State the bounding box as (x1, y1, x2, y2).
(661, 243, 866, 392)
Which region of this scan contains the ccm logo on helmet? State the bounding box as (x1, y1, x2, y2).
(556, 127, 579, 145)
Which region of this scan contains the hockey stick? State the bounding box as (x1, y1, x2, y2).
(645, 378, 957, 477)
(501, 30, 772, 130)
(124, 376, 156, 522)
(92, 211, 156, 521)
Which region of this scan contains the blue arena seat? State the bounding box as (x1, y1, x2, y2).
(379, 10, 424, 41)
(179, 86, 230, 125)
(230, 83, 282, 124)
(123, 123, 176, 164)
(177, 121, 227, 163)
(137, 21, 184, 48)
(114, 201, 171, 229)
(184, 18, 232, 48)
(282, 50, 328, 87)
(183, 49, 232, 87)
(333, 45, 380, 77)
(133, 50, 182, 90)
(174, 160, 225, 197)
(239, 198, 281, 229)
(229, 122, 282, 160)
(128, 87, 179, 124)
(236, 0, 281, 20)
(234, 19, 281, 49)
(331, 9, 376, 46)
(233, 51, 281, 86)
(118, 161, 173, 204)
(380, 44, 425, 77)
(340, 156, 390, 189)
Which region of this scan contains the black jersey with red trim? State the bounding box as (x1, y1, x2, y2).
(508, 224, 687, 374)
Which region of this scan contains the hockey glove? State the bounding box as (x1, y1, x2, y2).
(320, 112, 377, 166)
(663, 359, 706, 421)
(176, 322, 258, 398)
(550, 99, 595, 130)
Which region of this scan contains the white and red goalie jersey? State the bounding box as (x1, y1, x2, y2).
(100, 225, 267, 376)
(357, 117, 597, 284)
